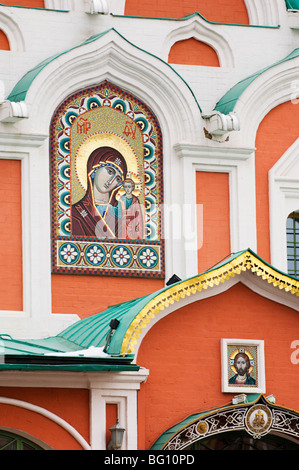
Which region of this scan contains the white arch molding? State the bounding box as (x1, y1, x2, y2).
(18, 29, 201, 141)
(244, 0, 280, 26)
(228, 55, 299, 149)
(0, 10, 25, 52)
(0, 396, 91, 450)
(44, 0, 125, 14)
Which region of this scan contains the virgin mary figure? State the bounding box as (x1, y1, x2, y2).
(71, 146, 127, 238)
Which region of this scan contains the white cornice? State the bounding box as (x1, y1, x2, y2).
(174, 142, 255, 160)
(0, 368, 149, 389)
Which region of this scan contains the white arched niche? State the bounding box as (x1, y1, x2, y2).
(161, 13, 235, 67)
(2, 28, 203, 338)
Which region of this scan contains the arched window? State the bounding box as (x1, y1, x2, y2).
(286, 211, 299, 277)
(0, 430, 43, 450)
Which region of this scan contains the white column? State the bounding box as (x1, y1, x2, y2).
(89, 369, 149, 450)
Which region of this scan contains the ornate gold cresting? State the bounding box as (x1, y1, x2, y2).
(121, 250, 299, 354)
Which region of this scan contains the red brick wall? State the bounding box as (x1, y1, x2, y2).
(168, 38, 220, 66)
(125, 0, 249, 23)
(0, 387, 89, 450)
(0, 0, 44, 7)
(0, 30, 10, 50)
(52, 275, 164, 318)
(0, 160, 23, 311)
(196, 171, 231, 274)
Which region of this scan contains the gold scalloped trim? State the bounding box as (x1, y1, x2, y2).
(120, 251, 299, 354)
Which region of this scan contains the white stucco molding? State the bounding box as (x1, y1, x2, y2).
(172, 143, 256, 279)
(0, 9, 25, 51)
(0, 101, 28, 122)
(228, 55, 299, 149)
(16, 28, 201, 143)
(161, 13, 235, 67)
(0, 396, 90, 450)
(287, 10, 299, 29)
(244, 0, 280, 26)
(202, 111, 240, 140)
(45, 0, 125, 15)
(269, 138, 299, 273)
(88, 0, 109, 14)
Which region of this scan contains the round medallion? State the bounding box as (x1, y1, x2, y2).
(245, 404, 272, 437)
(196, 421, 208, 435)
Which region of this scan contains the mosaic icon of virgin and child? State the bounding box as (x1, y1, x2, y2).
(71, 147, 144, 240)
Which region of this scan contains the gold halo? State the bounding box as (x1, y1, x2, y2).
(72, 133, 141, 204)
(115, 171, 143, 200)
(230, 348, 254, 375)
(75, 133, 139, 190)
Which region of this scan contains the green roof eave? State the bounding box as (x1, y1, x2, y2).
(57, 292, 166, 355)
(215, 48, 299, 114)
(285, 0, 299, 10)
(7, 30, 112, 103)
(0, 362, 139, 372)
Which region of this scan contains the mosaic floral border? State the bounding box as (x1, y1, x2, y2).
(54, 239, 162, 276)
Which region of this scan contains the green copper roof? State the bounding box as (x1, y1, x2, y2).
(56, 293, 164, 355)
(7, 30, 111, 103)
(215, 48, 299, 114)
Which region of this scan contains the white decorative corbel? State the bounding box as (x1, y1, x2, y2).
(202, 111, 240, 141)
(0, 101, 29, 123)
(287, 10, 299, 29)
(87, 0, 109, 14)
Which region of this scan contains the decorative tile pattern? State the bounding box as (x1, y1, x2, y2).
(50, 81, 164, 277)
